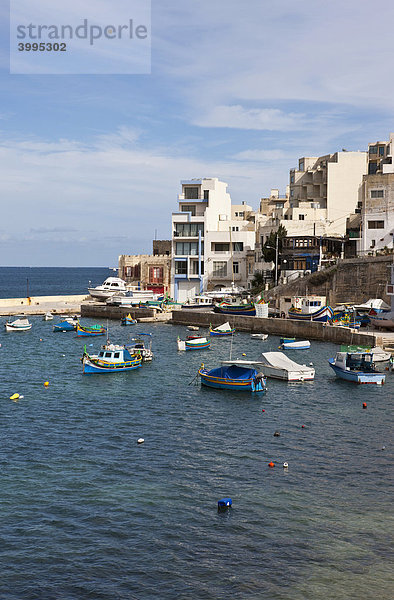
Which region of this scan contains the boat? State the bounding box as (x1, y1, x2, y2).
(281, 340, 311, 350)
(127, 333, 153, 361)
(209, 322, 235, 336)
(187, 326, 199, 331)
(121, 313, 137, 326)
(251, 333, 268, 340)
(198, 364, 266, 392)
(53, 317, 79, 332)
(5, 317, 32, 331)
(182, 295, 215, 309)
(107, 288, 164, 306)
(368, 310, 394, 331)
(88, 277, 128, 301)
(177, 336, 210, 351)
(76, 323, 107, 337)
(222, 352, 315, 382)
(214, 298, 256, 316)
(280, 337, 295, 344)
(288, 296, 333, 322)
(328, 352, 386, 384)
(43, 311, 53, 321)
(82, 342, 142, 374)
(340, 345, 392, 363)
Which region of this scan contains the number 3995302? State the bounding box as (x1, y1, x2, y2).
(18, 42, 67, 51)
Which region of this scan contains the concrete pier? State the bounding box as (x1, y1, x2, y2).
(0, 295, 86, 316)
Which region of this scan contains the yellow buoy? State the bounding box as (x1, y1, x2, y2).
(242, 353, 246, 356)
(10, 393, 20, 400)
(44, 381, 49, 387)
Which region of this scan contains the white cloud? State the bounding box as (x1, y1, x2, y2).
(232, 149, 288, 161)
(193, 106, 304, 131)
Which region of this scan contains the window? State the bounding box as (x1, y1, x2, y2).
(290, 189, 294, 197)
(368, 220, 385, 229)
(213, 261, 227, 277)
(368, 162, 378, 175)
(114, 352, 120, 359)
(176, 242, 203, 255)
(174, 222, 203, 237)
(149, 266, 163, 283)
(370, 239, 376, 248)
(232, 226, 239, 232)
(203, 189, 209, 200)
(378, 146, 385, 156)
(181, 205, 196, 215)
(235, 211, 244, 218)
(191, 261, 204, 275)
(233, 261, 239, 274)
(104, 352, 112, 358)
(370, 190, 384, 198)
(369, 146, 378, 154)
(175, 261, 187, 275)
(290, 174, 295, 183)
(294, 259, 306, 270)
(299, 214, 305, 220)
(233, 242, 244, 252)
(184, 186, 199, 199)
(248, 262, 252, 274)
(213, 242, 230, 253)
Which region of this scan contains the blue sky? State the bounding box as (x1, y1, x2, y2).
(1, 0, 394, 266)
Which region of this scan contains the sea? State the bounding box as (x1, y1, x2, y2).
(0, 268, 392, 599)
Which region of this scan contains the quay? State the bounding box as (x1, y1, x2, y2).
(0, 295, 86, 316)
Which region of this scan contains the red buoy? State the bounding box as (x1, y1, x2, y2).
(268, 461, 275, 468)
(262, 409, 265, 413)
(362, 402, 367, 409)
(301, 425, 305, 428)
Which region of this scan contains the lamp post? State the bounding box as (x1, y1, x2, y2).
(266, 234, 279, 286)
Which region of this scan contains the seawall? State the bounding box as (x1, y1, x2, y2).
(0, 295, 87, 316)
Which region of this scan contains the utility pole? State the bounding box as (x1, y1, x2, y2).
(275, 233, 279, 287)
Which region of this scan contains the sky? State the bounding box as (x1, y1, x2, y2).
(1, 0, 394, 266)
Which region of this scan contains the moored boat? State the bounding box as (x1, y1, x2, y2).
(43, 312, 53, 321)
(287, 296, 333, 322)
(198, 364, 266, 392)
(251, 333, 268, 340)
(214, 299, 256, 316)
(209, 322, 235, 336)
(121, 313, 137, 326)
(328, 352, 385, 384)
(221, 352, 315, 382)
(127, 333, 153, 361)
(281, 340, 311, 350)
(177, 336, 210, 351)
(82, 342, 142, 374)
(5, 317, 32, 332)
(88, 277, 128, 301)
(76, 323, 107, 337)
(53, 318, 78, 332)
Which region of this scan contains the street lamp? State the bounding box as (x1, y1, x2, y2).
(265, 234, 279, 287)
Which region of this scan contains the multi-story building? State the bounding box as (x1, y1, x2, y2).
(171, 178, 256, 302)
(118, 240, 172, 295)
(360, 133, 394, 254)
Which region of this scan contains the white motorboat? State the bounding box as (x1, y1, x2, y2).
(251, 333, 268, 340)
(281, 340, 311, 350)
(88, 277, 128, 301)
(43, 311, 53, 321)
(221, 352, 315, 381)
(106, 287, 163, 306)
(5, 317, 32, 332)
(369, 346, 392, 362)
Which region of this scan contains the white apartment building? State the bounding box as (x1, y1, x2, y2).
(171, 178, 256, 302)
(360, 133, 394, 254)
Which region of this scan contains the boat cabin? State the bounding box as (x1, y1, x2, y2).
(97, 343, 133, 363)
(335, 352, 375, 372)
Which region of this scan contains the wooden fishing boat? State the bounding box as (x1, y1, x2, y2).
(281, 340, 311, 350)
(214, 300, 255, 316)
(76, 323, 107, 337)
(209, 322, 235, 336)
(5, 317, 32, 331)
(177, 336, 210, 351)
(121, 313, 137, 326)
(221, 352, 315, 382)
(53, 316, 79, 332)
(82, 342, 142, 374)
(328, 352, 385, 385)
(198, 364, 266, 392)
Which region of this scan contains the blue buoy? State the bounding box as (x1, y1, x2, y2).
(217, 497, 232, 510)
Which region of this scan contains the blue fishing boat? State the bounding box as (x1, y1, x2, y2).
(121, 313, 137, 326)
(209, 322, 235, 336)
(198, 364, 266, 392)
(76, 323, 107, 337)
(288, 296, 333, 322)
(279, 337, 295, 344)
(328, 352, 385, 385)
(53, 317, 79, 332)
(281, 340, 310, 350)
(82, 342, 142, 374)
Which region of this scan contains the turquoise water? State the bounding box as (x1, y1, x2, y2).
(0, 317, 392, 599)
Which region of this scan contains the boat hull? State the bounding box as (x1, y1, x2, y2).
(214, 305, 256, 316)
(76, 325, 107, 337)
(281, 341, 311, 350)
(199, 368, 265, 392)
(328, 359, 385, 384)
(53, 322, 76, 332)
(5, 323, 32, 331)
(288, 306, 334, 322)
(209, 329, 235, 337)
(185, 341, 210, 350)
(83, 356, 142, 374)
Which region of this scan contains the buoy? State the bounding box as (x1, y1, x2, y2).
(10, 393, 20, 400)
(273, 431, 280, 437)
(217, 497, 232, 510)
(268, 461, 275, 468)
(381, 446, 386, 451)
(242, 353, 246, 356)
(44, 381, 49, 387)
(19, 395, 24, 399)
(39, 338, 43, 342)
(309, 362, 313, 366)
(362, 402, 367, 409)
(262, 409, 265, 413)
(137, 438, 144, 444)
(301, 425, 305, 428)
(283, 462, 289, 469)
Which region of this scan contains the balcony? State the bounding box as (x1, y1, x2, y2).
(177, 194, 207, 201)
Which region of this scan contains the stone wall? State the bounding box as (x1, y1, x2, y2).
(265, 255, 392, 306)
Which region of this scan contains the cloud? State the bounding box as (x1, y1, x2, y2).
(193, 106, 304, 131)
(232, 149, 288, 161)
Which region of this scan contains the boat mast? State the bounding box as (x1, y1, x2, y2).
(229, 225, 234, 291)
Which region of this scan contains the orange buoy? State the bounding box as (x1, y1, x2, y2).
(362, 402, 367, 409)
(44, 381, 49, 387)
(268, 461, 275, 468)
